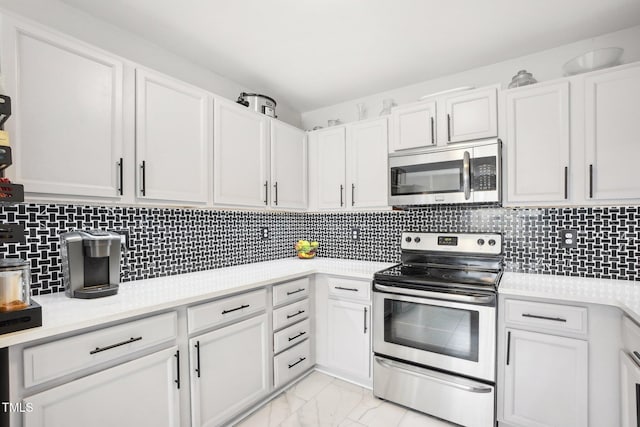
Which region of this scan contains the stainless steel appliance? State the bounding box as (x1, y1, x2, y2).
(60, 230, 123, 299)
(236, 92, 277, 118)
(388, 139, 501, 206)
(372, 232, 503, 427)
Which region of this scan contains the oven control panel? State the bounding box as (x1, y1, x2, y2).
(401, 232, 502, 255)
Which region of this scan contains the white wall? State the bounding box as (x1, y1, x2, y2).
(0, 0, 302, 127)
(301, 25, 640, 130)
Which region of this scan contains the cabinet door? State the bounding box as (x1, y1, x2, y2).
(136, 69, 210, 204)
(327, 299, 370, 382)
(24, 347, 180, 427)
(444, 87, 497, 143)
(213, 99, 269, 207)
(505, 82, 570, 203)
(347, 118, 389, 209)
(313, 128, 346, 210)
(620, 351, 640, 427)
(190, 314, 269, 427)
(270, 120, 307, 210)
(585, 65, 640, 201)
(2, 19, 124, 199)
(503, 329, 588, 427)
(390, 101, 436, 151)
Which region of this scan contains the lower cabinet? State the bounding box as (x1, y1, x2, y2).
(189, 314, 269, 427)
(327, 299, 370, 381)
(24, 347, 180, 427)
(620, 350, 640, 427)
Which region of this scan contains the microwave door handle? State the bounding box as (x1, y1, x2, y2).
(463, 151, 471, 200)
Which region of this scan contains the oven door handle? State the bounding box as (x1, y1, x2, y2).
(374, 283, 494, 305)
(374, 357, 493, 393)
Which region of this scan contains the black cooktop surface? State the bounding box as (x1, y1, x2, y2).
(374, 263, 501, 290)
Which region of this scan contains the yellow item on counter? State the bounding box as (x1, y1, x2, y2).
(0, 130, 9, 146)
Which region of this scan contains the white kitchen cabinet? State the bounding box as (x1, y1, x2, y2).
(270, 120, 307, 210)
(390, 101, 436, 151)
(135, 69, 210, 204)
(444, 87, 498, 143)
(504, 81, 570, 204)
(309, 127, 347, 210)
(347, 118, 389, 208)
(620, 351, 640, 427)
(584, 65, 640, 201)
(190, 313, 269, 427)
(1, 17, 125, 200)
(24, 347, 180, 427)
(327, 299, 371, 382)
(213, 98, 270, 208)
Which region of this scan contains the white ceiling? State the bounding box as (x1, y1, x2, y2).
(60, 0, 640, 113)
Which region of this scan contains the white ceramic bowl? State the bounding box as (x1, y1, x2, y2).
(563, 47, 623, 76)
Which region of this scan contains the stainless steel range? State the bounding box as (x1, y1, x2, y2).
(372, 232, 503, 427)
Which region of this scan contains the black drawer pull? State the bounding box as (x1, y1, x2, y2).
(288, 357, 306, 369)
(335, 286, 358, 292)
(288, 331, 307, 342)
(287, 310, 305, 319)
(222, 304, 249, 315)
(286, 288, 306, 296)
(89, 336, 142, 355)
(522, 313, 567, 322)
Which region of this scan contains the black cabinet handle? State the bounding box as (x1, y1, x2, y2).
(351, 183, 355, 207)
(363, 307, 368, 334)
(89, 336, 142, 355)
(286, 288, 306, 296)
(335, 286, 358, 292)
(274, 182, 278, 206)
(118, 158, 123, 196)
(447, 114, 451, 142)
(174, 350, 180, 389)
(140, 161, 146, 196)
(286, 309, 305, 319)
(340, 185, 344, 207)
(633, 351, 640, 362)
(564, 166, 568, 199)
(589, 164, 593, 198)
(222, 304, 249, 315)
(522, 313, 567, 322)
(195, 341, 201, 378)
(430, 116, 435, 144)
(264, 181, 268, 205)
(288, 331, 307, 342)
(506, 331, 511, 365)
(288, 357, 306, 369)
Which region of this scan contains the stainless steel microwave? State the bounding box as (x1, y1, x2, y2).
(388, 139, 501, 206)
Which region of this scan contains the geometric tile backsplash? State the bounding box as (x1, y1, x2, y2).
(0, 203, 638, 295)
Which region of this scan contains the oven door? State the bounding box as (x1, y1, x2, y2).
(373, 283, 496, 382)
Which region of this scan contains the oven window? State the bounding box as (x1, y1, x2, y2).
(390, 160, 463, 196)
(384, 299, 479, 361)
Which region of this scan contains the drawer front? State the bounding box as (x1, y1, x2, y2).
(273, 277, 310, 307)
(273, 299, 310, 331)
(623, 316, 640, 352)
(188, 288, 266, 334)
(505, 299, 587, 335)
(328, 277, 370, 302)
(274, 318, 311, 354)
(273, 339, 311, 389)
(23, 312, 177, 388)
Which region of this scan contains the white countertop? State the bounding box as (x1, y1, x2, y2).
(0, 258, 394, 348)
(500, 272, 640, 323)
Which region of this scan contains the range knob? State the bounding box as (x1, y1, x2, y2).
(414, 237, 421, 243)
(477, 239, 485, 246)
(405, 236, 412, 243)
(488, 239, 496, 246)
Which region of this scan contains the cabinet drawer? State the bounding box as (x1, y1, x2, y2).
(623, 316, 640, 352)
(273, 299, 310, 331)
(273, 278, 310, 307)
(188, 288, 266, 334)
(504, 299, 587, 335)
(328, 278, 370, 302)
(273, 339, 311, 389)
(274, 318, 311, 354)
(23, 312, 177, 388)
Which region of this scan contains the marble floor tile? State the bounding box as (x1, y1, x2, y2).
(351, 400, 407, 427)
(236, 389, 307, 427)
(288, 371, 334, 401)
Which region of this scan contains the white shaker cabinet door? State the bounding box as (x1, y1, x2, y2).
(444, 87, 497, 143)
(620, 351, 640, 427)
(505, 81, 570, 204)
(270, 120, 307, 210)
(310, 127, 346, 210)
(585, 65, 640, 202)
(190, 314, 269, 427)
(327, 299, 371, 383)
(2, 19, 124, 199)
(135, 69, 210, 204)
(390, 101, 436, 152)
(213, 98, 269, 208)
(347, 118, 389, 208)
(24, 347, 180, 427)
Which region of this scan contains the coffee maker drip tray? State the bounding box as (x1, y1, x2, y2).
(72, 284, 119, 299)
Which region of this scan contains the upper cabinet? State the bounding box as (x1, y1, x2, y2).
(135, 69, 210, 205)
(584, 65, 640, 202)
(270, 120, 307, 210)
(390, 86, 498, 152)
(213, 98, 270, 208)
(1, 18, 125, 201)
(309, 127, 346, 210)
